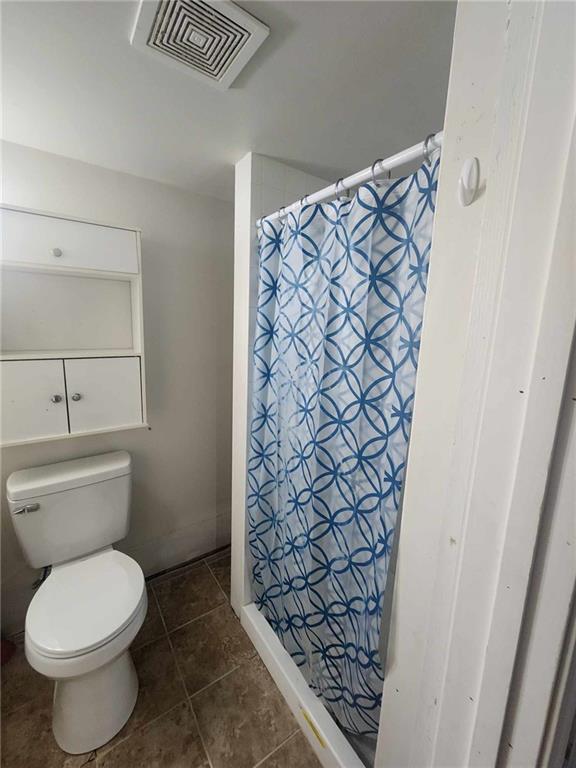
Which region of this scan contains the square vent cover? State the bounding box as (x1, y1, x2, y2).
(130, 0, 269, 90)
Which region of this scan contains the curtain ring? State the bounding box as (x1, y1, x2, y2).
(423, 133, 436, 166)
(371, 159, 384, 188)
(335, 178, 348, 201)
(279, 206, 286, 219)
(300, 194, 309, 207)
(370, 159, 391, 187)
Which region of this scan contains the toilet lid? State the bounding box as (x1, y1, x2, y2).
(26, 549, 145, 659)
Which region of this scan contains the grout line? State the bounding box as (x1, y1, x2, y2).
(1, 661, 55, 717)
(205, 559, 231, 604)
(154, 585, 170, 636)
(187, 698, 215, 768)
(188, 664, 242, 699)
(251, 729, 301, 768)
(158, 582, 255, 696)
(2, 696, 49, 719)
(162, 602, 226, 636)
(205, 560, 230, 604)
(147, 557, 230, 633)
(164, 621, 215, 768)
(132, 589, 169, 651)
(149, 585, 163, 618)
(148, 585, 167, 628)
(96, 701, 187, 758)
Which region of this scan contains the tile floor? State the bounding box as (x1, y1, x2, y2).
(1, 548, 322, 768)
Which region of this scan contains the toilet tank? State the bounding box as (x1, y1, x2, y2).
(6, 451, 132, 569)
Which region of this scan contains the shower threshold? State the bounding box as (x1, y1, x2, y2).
(240, 603, 367, 768)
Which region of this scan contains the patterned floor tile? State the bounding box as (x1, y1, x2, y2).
(258, 731, 323, 768)
(95, 702, 208, 768)
(1, 643, 53, 714)
(133, 588, 165, 649)
(0, 698, 92, 768)
(170, 603, 255, 694)
(191, 656, 298, 768)
(153, 562, 226, 631)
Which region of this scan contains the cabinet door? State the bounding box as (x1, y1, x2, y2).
(1, 360, 68, 443)
(1, 209, 139, 273)
(65, 357, 142, 434)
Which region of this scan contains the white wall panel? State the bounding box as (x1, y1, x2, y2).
(1, 270, 133, 353)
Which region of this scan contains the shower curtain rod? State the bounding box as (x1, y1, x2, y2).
(258, 130, 443, 225)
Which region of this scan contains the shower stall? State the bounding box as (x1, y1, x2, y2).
(231, 135, 441, 768)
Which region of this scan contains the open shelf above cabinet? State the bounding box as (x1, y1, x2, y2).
(1, 205, 148, 446)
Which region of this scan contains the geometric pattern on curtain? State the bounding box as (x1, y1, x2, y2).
(247, 160, 439, 735)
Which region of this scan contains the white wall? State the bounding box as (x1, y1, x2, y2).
(1, 141, 234, 634)
(230, 153, 327, 613)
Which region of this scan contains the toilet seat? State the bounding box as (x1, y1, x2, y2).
(26, 548, 145, 660)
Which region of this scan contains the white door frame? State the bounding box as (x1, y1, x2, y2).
(377, 1, 575, 765)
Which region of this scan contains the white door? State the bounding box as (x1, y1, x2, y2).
(1, 359, 68, 443)
(64, 357, 142, 433)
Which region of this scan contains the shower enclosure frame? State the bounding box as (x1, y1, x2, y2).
(230, 1, 575, 764)
(231, 146, 440, 768)
(231, 150, 365, 768)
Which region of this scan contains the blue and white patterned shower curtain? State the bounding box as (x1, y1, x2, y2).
(247, 160, 439, 736)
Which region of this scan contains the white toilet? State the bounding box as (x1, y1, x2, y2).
(6, 451, 147, 754)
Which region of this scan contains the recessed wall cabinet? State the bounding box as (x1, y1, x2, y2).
(1, 206, 147, 446)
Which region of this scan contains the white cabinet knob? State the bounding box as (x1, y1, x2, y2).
(52, 248, 63, 258)
(51, 394, 63, 403)
(71, 392, 83, 402)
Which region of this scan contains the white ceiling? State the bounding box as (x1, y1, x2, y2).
(2, 1, 456, 201)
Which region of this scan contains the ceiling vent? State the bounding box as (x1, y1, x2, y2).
(130, 0, 269, 90)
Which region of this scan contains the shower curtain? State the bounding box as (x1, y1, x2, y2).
(247, 159, 439, 736)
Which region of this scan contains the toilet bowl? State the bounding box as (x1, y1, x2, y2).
(25, 547, 147, 754)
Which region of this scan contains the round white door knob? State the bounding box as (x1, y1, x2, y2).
(458, 158, 480, 207)
(52, 247, 63, 258)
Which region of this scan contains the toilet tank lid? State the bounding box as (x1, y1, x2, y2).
(6, 451, 131, 501)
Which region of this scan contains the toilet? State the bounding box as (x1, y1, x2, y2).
(6, 451, 147, 754)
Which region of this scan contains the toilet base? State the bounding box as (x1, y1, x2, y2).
(52, 650, 138, 754)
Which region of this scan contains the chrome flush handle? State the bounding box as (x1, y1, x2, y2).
(13, 503, 40, 515)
